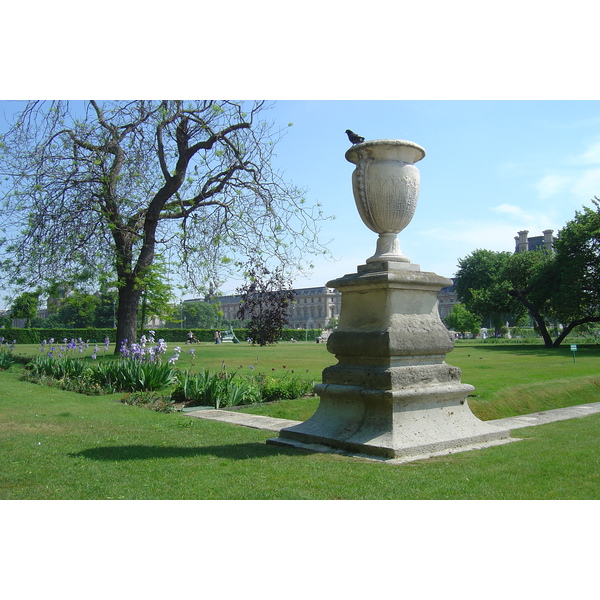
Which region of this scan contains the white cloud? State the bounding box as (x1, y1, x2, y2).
(535, 173, 570, 198)
(491, 203, 534, 221)
(490, 203, 557, 229)
(577, 141, 600, 166)
(410, 204, 566, 277)
(531, 139, 600, 206)
(416, 222, 518, 249)
(572, 167, 600, 200)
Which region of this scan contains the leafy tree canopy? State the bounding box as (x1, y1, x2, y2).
(455, 199, 600, 347)
(505, 200, 600, 346)
(10, 291, 39, 327)
(180, 300, 221, 329)
(444, 303, 481, 337)
(136, 258, 177, 329)
(454, 249, 524, 331)
(55, 291, 101, 329)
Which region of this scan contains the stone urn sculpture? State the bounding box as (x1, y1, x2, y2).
(269, 138, 512, 462)
(346, 139, 425, 264)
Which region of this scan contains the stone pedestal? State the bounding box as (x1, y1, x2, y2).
(269, 261, 510, 460)
(268, 138, 511, 461)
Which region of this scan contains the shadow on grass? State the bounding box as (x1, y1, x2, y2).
(69, 442, 306, 462)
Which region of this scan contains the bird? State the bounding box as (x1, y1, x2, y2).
(345, 129, 365, 145)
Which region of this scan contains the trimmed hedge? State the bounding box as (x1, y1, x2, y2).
(1, 327, 324, 344)
(1, 328, 116, 345)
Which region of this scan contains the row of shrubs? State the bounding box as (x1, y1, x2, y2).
(0, 327, 324, 344)
(169, 369, 314, 409)
(22, 355, 177, 395)
(16, 354, 315, 411)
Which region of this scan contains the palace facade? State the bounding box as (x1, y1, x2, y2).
(209, 286, 342, 330)
(201, 282, 457, 329)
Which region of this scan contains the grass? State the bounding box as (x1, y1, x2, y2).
(443, 343, 600, 420)
(2, 341, 600, 499)
(237, 342, 600, 422)
(10, 340, 330, 380)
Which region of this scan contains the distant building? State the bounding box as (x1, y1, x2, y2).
(213, 294, 244, 323)
(437, 280, 458, 320)
(200, 283, 458, 328)
(188, 286, 343, 330)
(514, 229, 556, 253)
(287, 286, 342, 329)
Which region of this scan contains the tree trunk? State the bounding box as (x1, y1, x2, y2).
(139, 290, 147, 333)
(552, 316, 600, 347)
(115, 279, 143, 354)
(508, 288, 554, 348)
(533, 316, 554, 348)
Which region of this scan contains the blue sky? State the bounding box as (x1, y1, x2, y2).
(258, 100, 600, 291)
(2, 100, 600, 303)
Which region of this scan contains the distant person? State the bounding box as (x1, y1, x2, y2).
(187, 331, 194, 344)
(214, 330, 221, 344)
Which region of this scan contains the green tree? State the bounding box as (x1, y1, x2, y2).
(137, 259, 177, 331)
(550, 200, 600, 338)
(56, 292, 100, 328)
(501, 249, 556, 346)
(180, 300, 221, 329)
(10, 292, 39, 327)
(444, 303, 481, 337)
(454, 249, 524, 333)
(30, 314, 63, 328)
(326, 317, 339, 330)
(505, 200, 600, 347)
(94, 291, 118, 328)
(0, 101, 330, 352)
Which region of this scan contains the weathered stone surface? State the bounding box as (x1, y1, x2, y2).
(326, 268, 455, 362)
(272, 260, 510, 460)
(345, 140, 426, 263)
(321, 363, 462, 389)
(269, 139, 511, 460)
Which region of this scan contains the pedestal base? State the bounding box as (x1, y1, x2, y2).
(268, 262, 511, 462)
(267, 432, 516, 464)
(270, 382, 510, 460)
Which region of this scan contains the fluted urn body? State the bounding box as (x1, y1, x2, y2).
(345, 139, 425, 263)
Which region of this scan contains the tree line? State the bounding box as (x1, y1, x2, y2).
(4, 257, 304, 344)
(4, 291, 224, 331)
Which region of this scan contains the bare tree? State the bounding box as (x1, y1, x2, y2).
(0, 101, 329, 350)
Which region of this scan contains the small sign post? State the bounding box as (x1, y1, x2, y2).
(571, 344, 578, 363)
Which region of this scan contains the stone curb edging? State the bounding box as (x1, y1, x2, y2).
(183, 401, 600, 464)
(184, 401, 600, 433)
(490, 402, 600, 429)
(184, 408, 302, 432)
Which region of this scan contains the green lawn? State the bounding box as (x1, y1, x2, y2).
(237, 342, 600, 421)
(441, 343, 600, 420)
(10, 340, 331, 380)
(2, 341, 600, 499)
